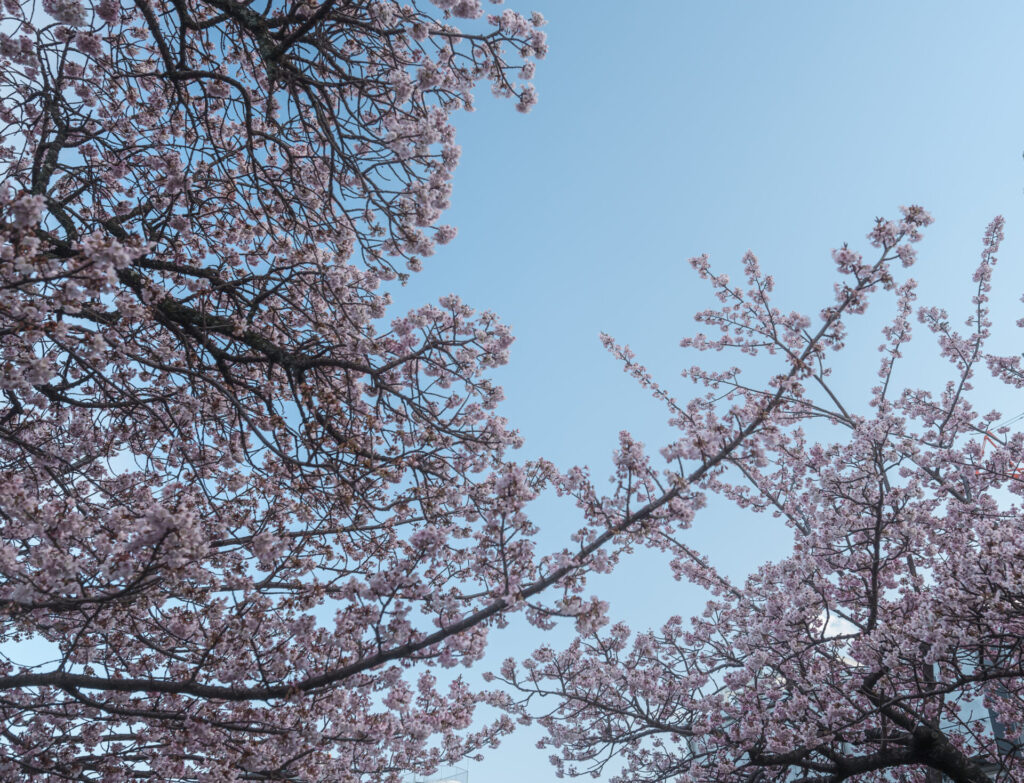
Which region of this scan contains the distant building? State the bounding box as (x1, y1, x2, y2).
(412, 766, 468, 783)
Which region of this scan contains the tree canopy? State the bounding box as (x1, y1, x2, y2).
(498, 213, 1024, 783)
(4, 1, 1024, 782)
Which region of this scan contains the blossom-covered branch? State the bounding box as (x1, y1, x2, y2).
(497, 211, 1024, 783)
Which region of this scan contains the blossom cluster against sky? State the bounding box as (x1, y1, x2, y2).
(389, 2, 1024, 781)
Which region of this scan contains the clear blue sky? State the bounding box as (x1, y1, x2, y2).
(392, 2, 1024, 781)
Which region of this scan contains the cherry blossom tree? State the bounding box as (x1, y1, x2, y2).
(6, 0, 1010, 781)
(495, 211, 1024, 783)
(0, 0, 578, 779)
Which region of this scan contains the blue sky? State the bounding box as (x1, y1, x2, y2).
(390, 2, 1024, 781)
